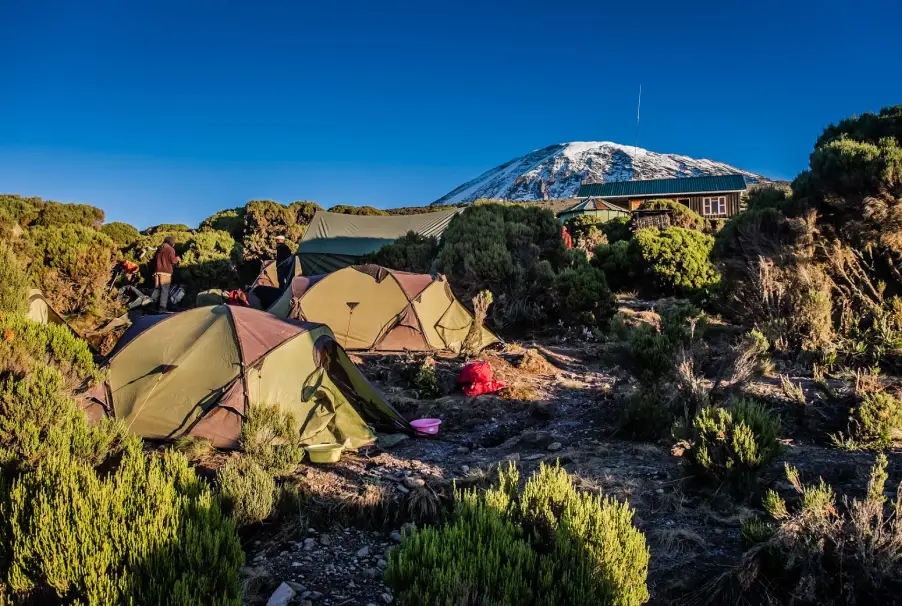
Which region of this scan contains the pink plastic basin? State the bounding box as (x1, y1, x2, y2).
(411, 418, 442, 435)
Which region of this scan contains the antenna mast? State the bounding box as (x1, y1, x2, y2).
(635, 84, 642, 151)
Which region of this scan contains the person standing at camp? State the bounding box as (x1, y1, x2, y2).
(274, 234, 292, 288)
(151, 236, 180, 311)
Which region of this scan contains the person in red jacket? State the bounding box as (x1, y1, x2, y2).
(151, 236, 180, 311)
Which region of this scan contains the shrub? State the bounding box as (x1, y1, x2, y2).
(100, 221, 140, 248)
(593, 240, 635, 292)
(633, 227, 720, 296)
(0, 243, 29, 315)
(217, 457, 276, 526)
(199, 207, 247, 240)
(23, 223, 118, 317)
(327, 204, 388, 216)
(174, 436, 215, 462)
(0, 194, 43, 226)
(0, 444, 243, 604)
(0, 314, 98, 385)
(438, 204, 567, 328)
(600, 216, 632, 244)
(141, 223, 192, 235)
(240, 404, 305, 475)
(553, 264, 615, 327)
(843, 391, 902, 450)
(637, 199, 706, 231)
(362, 231, 438, 273)
(619, 388, 675, 440)
(242, 200, 321, 261)
(33, 201, 104, 228)
(718, 454, 902, 604)
(683, 398, 782, 488)
(626, 305, 705, 379)
(564, 214, 606, 238)
(386, 463, 649, 606)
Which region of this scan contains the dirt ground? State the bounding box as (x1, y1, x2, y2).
(242, 300, 902, 606)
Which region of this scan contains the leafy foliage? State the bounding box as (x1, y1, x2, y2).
(553, 263, 615, 326)
(386, 463, 649, 606)
(0, 243, 29, 315)
(632, 227, 720, 296)
(593, 240, 636, 292)
(720, 455, 902, 604)
(843, 391, 902, 450)
(362, 231, 438, 273)
(22, 223, 118, 317)
(100, 221, 140, 248)
(240, 404, 305, 476)
(217, 457, 276, 526)
(32, 201, 104, 228)
(242, 200, 321, 261)
(141, 223, 192, 235)
(684, 398, 783, 487)
(0, 194, 43, 226)
(638, 199, 707, 231)
(600, 215, 632, 244)
(327, 204, 388, 216)
(199, 207, 247, 240)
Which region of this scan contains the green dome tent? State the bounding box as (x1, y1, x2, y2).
(83, 305, 410, 449)
(252, 265, 500, 353)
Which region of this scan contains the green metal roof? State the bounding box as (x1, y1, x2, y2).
(577, 175, 747, 198)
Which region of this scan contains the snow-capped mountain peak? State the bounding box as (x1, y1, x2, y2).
(432, 142, 767, 206)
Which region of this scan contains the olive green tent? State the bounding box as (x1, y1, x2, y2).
(84, 305, 410, 449)
(26, 289, 67, 326)
(297, 210, 460, 275)
(255, 265, 499, 353)
(252, 256, 303, 289)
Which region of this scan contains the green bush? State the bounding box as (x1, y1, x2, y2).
(23, 223, 118, 317)
(242, 200, 321, 261)
(619, 388, 674, 440)
(438, 204, 567, 328)
(564, 214, 606, 238)
(844, 391, 902, 449)
(217, 457, 276, 526)
(240, 404, 305, 475)
(327, 204, 388, 216)
(386, 463, 649, 606)
(593, 240, 636, 292)
(626, 305, 705, 379)
(199, 207, 247, 241)
(633, 227, 720, 296)
(600, 215, 632, 243)
(100, 221, 140, 248)
(637, 199, 706, 231)
(0, 243, 29, 315)
(362, 231, 438, 273)
(685, 398, 782, 487)
(0, 444, 243, 604)
(553, 264, 615, 327)
(141, 223, 192, 235)
(0, 194, 43, 226)
(0, 313, 99, 384)
(721, 454, 902, 604)
(33, 201, 104, 228)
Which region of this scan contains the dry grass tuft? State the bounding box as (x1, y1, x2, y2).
(501, 382, 542, 402)
(517, 348, 557, 375)
(173, 436, 215, 463)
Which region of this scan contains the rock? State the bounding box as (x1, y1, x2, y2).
(309, 590, 324, 601)
(381, 592, 393, 604)
(655, 488, 664, 495)
(319, 535, 331, 546)
(396, 484, 410, 494)
(363, 568, 378, 579)
(303, 538, 316, 551)
(456, 446, 470, 454)
(356, 546, 371, 558)
(299, 601, 312, 606)
(546, 442, 563, 452)
(403, 476, 426, 489)
(390, 531, 403, 543)
(291, 561, 303, 567)
(266, 582, 296, 606)
(286, 581, 307, 593)
(460, 465, 470, 474)
(518, 430, 554, 447)
(402, 522, 417, 534)
(524, 453, 544, 460)
(376, 558, 388, 570)
(504, 453, 520, 462)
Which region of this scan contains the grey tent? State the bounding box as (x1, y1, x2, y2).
(297, 210, 460, 275)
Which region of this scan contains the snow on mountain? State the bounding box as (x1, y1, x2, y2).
(431, 142, 768, 206)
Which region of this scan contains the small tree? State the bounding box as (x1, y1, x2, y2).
(0, 243, 29, 315)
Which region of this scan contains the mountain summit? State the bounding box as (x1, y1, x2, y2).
(432, 142, 767, 206)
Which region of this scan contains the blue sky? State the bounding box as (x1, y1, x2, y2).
(1, 0, 900, 229)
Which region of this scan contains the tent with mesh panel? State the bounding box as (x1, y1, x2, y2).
(82, 305, 410, 449)
(253, 264, 499, 353)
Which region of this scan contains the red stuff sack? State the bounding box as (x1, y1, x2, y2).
(459, 360, 493, 384)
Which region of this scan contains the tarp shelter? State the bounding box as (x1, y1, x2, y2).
(297, 210, 460, 275)
(257, 265, 499, 353)
(84, 305, 410, 449)
(26, 289, 67, 326)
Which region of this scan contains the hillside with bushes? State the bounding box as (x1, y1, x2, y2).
(1, 103, 902, 605)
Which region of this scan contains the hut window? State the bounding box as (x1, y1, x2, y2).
(678, 198, 690, 207)
(703, 196, 726, 216)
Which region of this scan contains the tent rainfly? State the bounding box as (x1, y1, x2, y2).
(252, 256, 303, 289)
(297, 209, 460, 275)
(256, 264, 499, 353)
(83, 305, 410, 449)
(26, 289, 67, 327)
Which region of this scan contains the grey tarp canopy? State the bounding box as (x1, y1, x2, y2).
(297, 209, 461, 275)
